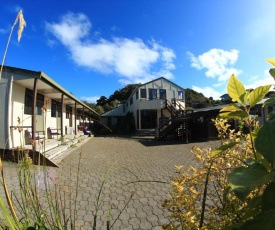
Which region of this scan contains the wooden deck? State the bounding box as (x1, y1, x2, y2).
(2, 134, 93, 167)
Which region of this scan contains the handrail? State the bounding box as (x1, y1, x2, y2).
(156, 99, 193, 140)
(10, 125, 32, 128)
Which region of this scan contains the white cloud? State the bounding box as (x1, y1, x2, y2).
(45, 12, 176, 84)
(46, 12, 90, 46)
(80, 96, 100, 103)
(187, 49, 241, 82)
(192, 69, 275, 101)
(192, 85, 224, 100)
(244, 69, 275, 90)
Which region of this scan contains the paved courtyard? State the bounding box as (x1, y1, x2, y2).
(1, 136, 220, 229)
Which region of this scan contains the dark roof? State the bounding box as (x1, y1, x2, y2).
(1, 65, 99, 118)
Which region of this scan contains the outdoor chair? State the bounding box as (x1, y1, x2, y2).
(25, 128, 45, 145)
(48, 127, 60, 139)
(83, 127, 91, 137)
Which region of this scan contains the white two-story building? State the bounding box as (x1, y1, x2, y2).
(101, 77, 186, 132)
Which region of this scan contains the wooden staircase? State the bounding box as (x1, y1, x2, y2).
(155, 99, 193, 141)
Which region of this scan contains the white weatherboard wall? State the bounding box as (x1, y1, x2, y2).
(126, 78, 185, 129)
(99, 77, 185, 130)
(10, 82, 31, 148)
(0, 73, 12, 149)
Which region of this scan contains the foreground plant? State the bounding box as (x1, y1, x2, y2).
(163, 59, 275, 229)
(0, 10, 26, 80)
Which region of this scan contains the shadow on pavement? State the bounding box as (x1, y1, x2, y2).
(138, 138, 209, 147)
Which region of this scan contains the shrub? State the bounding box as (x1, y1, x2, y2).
(163, 59, 275, 229)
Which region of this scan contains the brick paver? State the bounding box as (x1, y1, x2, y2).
(0, 136, 219, 229)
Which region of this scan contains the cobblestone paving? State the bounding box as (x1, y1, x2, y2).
(1, 137, 220, 229)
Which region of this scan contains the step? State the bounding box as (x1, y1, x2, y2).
(52, 136, 92, 164)
(45, 134, 92, 165)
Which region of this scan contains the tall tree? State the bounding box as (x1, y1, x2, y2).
(96, 96, 108, 106)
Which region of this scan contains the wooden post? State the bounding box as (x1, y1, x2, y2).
(61, 94, 64, 136)
(32, 78, 38, 150)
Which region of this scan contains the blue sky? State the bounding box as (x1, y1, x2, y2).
(1, 0, 275, 102)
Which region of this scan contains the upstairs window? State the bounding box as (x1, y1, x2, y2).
(140, 89, 146, 99)
(149, 89, 157, 100)
(178, 91, 184, 100)
(160, 89, 166, 99)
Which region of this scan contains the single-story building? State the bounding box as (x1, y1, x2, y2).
(191, 99, 272, 140)
(0, 65, 100, 154)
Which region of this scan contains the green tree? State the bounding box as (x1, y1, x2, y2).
(96, 96, 108, 106)
(185, 88, 213, 108)
(108, 84, 139, 103)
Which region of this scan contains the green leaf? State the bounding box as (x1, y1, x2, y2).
(240, 209, 275, 230)
(218, 111, 249, 120)
(244, 158, 256, 165)
(269, 68, 275, 80)
(266, 58, 275, 67)
(249, 85, 271, 108)
(219, 103, 242, 112)
(256, 158, 272, 171)
(255, 120, 275, 166)
(263, 97, 275, 107)
(223, 184, 231, 201)
(0, 196, 21, 230)
(227, 75, 247, 104)
(228, 163, 274, 201)
(211, 142, 238, 157)
(268, 113, 275, 120)
(262, 182, 275, 211)
(243, 195, 262, 220)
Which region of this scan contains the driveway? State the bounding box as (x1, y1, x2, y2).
(1, 136, 219, 229)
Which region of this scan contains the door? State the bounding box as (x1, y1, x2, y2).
(140, 109, 157, 129)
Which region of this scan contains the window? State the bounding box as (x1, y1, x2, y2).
(130, 97, 133, 105)
(76, 109, 82, 120)
(51, 100, 61, 117)
(66, 105, 72, 119)
(36, 94, 44, 115)
(149, 89, 157, 100)
(57, 103, 62, 117)
(24, 89, 44, 115)
(159, 89, 166, 99)
(140, 89, 146, 98)
(24, 89, 33, 115)
(84, 111, 89, 120)
(250, 107, 262, 117)
(178, 91, 184, 100)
